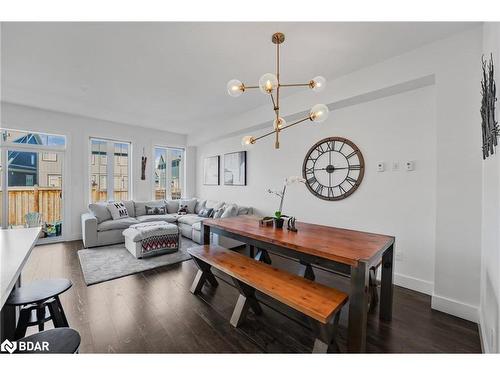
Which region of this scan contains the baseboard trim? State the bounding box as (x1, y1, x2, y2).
(478, 314, 488, 353)
(394, 273, 434, 295)
(431, 294, 479, 323)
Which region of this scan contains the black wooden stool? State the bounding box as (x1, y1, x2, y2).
(6, 278, 72, 339)
(15, 328, 81, 354)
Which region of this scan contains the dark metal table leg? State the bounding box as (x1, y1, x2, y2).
(0, 275, 21, 341)
(202, 223, 210, 245)
(298, 261, 316, 281)
(348, 261, 369, 353)
(254, 248, 272, 264)
(246, 244, 255, 258)
(379, 244, 394, 321)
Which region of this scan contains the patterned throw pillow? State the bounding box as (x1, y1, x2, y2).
(107, 201, 129, 220)
(178, 204, 188, 215)
(145, 205, 167, 215)
(213, 207, 225, 219)
(198, 208, 213, 218)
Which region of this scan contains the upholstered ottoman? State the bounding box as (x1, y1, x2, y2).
(122, 221, 180, 259)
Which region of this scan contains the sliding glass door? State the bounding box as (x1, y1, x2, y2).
(153, 146, 185, 200)
(0, 128, 66, 240)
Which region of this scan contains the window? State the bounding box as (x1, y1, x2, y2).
(42, 152, 57, 162)
(89, 138, 131, 203)
(153, 146, 184, 200)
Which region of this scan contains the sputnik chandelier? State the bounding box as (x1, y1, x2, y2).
(227, 32, 329, 149)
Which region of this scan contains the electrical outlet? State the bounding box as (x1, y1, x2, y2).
(405, 161, 415, 171)
(392, 161, 400, 171)
(377, 162, 385, 172)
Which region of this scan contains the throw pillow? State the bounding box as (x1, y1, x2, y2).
(179, 198, 197, 214)
(213, 207, 225, 219)
(198, 208, 213, 218)
(145, 205, 167, 215)
(221, 203, 238, 218)
(194, 199, 206, 214)
(178, 204, 188, 215)
(107, 201, 129, 220)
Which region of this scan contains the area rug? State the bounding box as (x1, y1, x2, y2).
(77, 238, 195, 286)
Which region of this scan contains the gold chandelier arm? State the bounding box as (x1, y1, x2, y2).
(250, 115, 312, 144)
(279, 82, 311, 88)
(279, 116, 311, 131)
(270, 93, 278, 112)
(253, 129, 277, 142)
(243, 85, 259, 90)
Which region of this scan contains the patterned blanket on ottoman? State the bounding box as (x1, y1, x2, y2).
(123, 221, 180, 259)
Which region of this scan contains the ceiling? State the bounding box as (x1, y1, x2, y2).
(1, 22, 478, 135)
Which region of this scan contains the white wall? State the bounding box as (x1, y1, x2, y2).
(480, 22, 500, 353)
(0, 102, 189, 240)
(193, 26, 483, 322)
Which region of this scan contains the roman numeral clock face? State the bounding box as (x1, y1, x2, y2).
(302, 137, 365, 201)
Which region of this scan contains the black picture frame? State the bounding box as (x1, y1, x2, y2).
(203, 155, 220, 185)
(224, 151, 246, 186)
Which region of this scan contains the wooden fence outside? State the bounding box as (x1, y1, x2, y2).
(7, 187, 62, 226)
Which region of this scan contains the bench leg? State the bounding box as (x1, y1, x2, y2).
(229, 279, 262, 328)
(309, 311, 341, 354)
(190, 257, 219, 295)
(254, 248, 271, 264)
(298, 261, 316, 281)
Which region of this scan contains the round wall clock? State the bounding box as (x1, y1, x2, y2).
(302, 137, 365, 201)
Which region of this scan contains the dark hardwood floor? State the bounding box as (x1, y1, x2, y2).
(21, 240, 482, 353)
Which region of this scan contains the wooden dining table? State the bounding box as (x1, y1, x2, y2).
(201, 215, 395, 353)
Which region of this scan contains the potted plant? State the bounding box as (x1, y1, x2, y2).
(267, 176, 305, 229)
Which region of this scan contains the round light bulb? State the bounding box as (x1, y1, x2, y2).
(227, 79, 244, 97)
(241, 135, 256, 147)
(310, 76, 326, 92)
(273, 117, 287, 130)
(310, 104, 329, 123)
(258, 73, 278, 94)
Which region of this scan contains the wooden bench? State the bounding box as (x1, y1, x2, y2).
(188, 245, 348, 353)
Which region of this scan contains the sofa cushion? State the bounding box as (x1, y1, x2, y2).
(134, 200, 165, 217)
(165, 200, 180, 214)
(194, 199, 206, 214)
(205, 200, 224, 211)
(107, 201, 130, 220)
(123, 200, 136, 217)
(177, 214, 205, 226)
(136, 214, 177, 223)
(179, 198, 197, 214)
(192, 222, 202, 231)
(88, 202, 112, 224)
(97, 217, 139, 232)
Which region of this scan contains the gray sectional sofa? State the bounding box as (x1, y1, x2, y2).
(81, 198, 252, 248)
